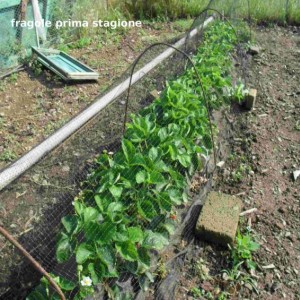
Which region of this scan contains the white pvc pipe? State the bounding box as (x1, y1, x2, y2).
(0, 16, 214, 191)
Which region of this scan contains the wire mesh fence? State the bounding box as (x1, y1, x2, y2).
(0, 8, 247, 300)
(0, 0, 298, 299)
(0, 0, 52, 72)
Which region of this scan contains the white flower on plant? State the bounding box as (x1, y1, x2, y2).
(80, 276, 92, 287)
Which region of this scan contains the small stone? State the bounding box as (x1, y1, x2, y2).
(201, 281, 213, 292)
(201, 265, 210, 276)
(245, 283, 253, 291)
(258, 113, 268, 117)
(262, 264, 276, 269)
(62, 165, 70, 173)
(249, 45, 260, 55)
(149, 90, 160, 101)
(32, 174, 40, 182)
(216, 161, 225, 168)
(293, 170, 300, 181)
(16, 191, 26, 199)
(275, 222, 284, 230)
(42, 179, 48, 186)
(222, 272, 229, 281)
(285, 232, 291, 238)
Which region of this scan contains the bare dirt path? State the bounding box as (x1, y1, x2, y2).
(237, 25, 300, 299)
(172, 25, 299, 300)
(216, 25, 300, 299)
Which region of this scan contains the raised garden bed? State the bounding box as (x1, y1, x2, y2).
(26, 20, 248, 300)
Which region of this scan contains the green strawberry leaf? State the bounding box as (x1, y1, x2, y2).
(128, 227, 144, 243)
(116, 241, 138, 262)
(76, 243, 93, 264)
(61, 215, 78, 235)
(143, 231, 169, 250)
(56, 233, 73, 263)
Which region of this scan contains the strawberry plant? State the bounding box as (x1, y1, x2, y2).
(27, 21, 248, 300)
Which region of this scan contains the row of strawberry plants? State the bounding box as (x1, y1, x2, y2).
(27, 21, 246, 300)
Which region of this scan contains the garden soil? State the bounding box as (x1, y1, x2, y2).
(0, 24, 299, 299)
(171, 25, 299, 300)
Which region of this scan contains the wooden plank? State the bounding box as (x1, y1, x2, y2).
(20, 0, 29, 21)
(32, 47, 99, 81)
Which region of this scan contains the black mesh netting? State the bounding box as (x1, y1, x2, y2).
(0, 0, 260, 299)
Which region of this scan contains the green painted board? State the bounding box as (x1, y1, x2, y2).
(32, 47, 99, 81)
(48, 55, 86, 73)
(0, 0, 20, 11)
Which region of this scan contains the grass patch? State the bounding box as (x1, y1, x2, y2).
(47, 0, 300, 52)
(120, 0, 300, 24)
(0, 149, 17, 162)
